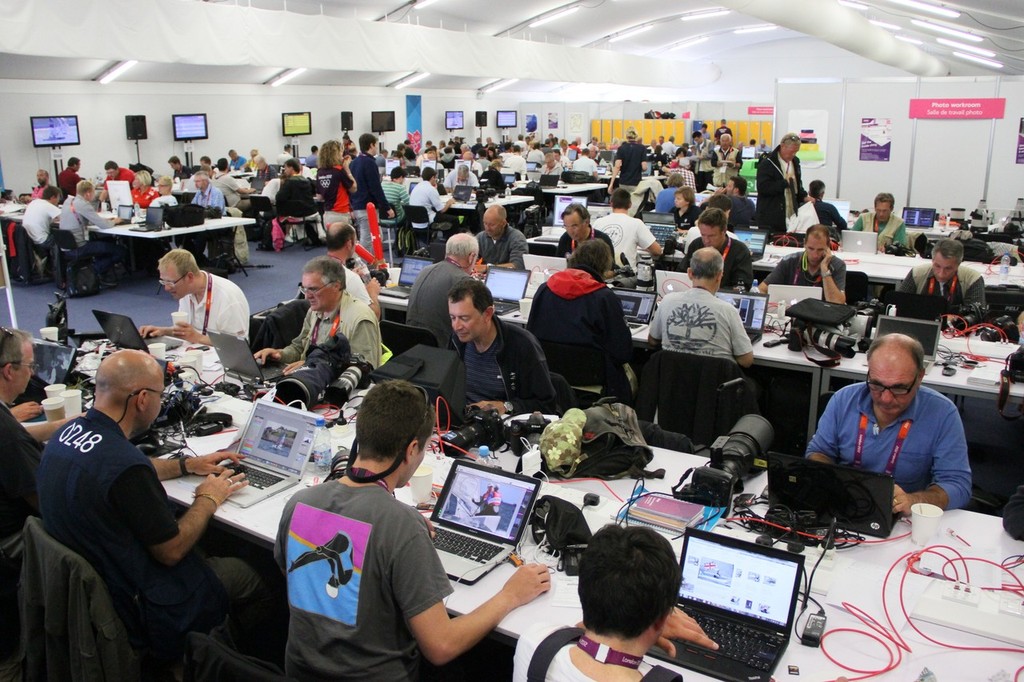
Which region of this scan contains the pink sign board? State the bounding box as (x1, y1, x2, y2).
(680, 111, 691, 119)
(908, 98, 1005, 119)
(747, 106, 774, 116)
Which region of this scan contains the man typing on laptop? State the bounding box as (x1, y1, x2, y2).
(806, 333, 972, 513)
(895, 238, 986, 308)
(274, 380, 550, 681)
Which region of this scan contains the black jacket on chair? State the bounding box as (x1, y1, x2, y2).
(275, 177, 318, 218)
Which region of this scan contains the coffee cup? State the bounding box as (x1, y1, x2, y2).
(44, 383, 67, 400)
(519, 297, 533, 319)
(410, 466, 434, 504)
(39, 326, 59, 342)
(147, 343, 167, 360)
(171, 311, 188, 327)
(911, 503, 944, 546)
(60, 389, 82, 417)
(42, 396, 65, 422)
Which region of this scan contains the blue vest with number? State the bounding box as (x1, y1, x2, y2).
(37, 409, 227, 660)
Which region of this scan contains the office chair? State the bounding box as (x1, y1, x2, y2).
(539, 340, 608, 408)
(50, 229, 94, 291)
(844, 270, 870, 306)
(404, 205, 432, 249)
(380, 320, 438, 357)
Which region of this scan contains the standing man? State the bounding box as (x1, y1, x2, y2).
(759, 225, 847, 304)
(274, 380, 550, 680)
(407, 233, 477, 346)
(59, 180, 128, 287)
(711, 133, 740, 188)
(755, 133, 808, 235)
(896, 238, 985, 308)
(851, 192, 907, 252)
(350, 133, 394, 252)
(807, 333, 972, 513)
(556, 203, 614, 260)
(592, 189, 662, 269)
(325, 222, 382, 320)
(477, 205, 527, 270)
(691, 131, 714, 192)
(57, 157, 82, 197)
(607, 127, 646, 194)
(714, 119, 732, 142)
(679, 207, 753, 290)
(139, 249, 250, 344)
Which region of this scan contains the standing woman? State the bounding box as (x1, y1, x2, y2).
(316, 139, 356, 227)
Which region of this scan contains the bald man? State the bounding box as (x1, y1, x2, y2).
(476, 204, 528, 271)
(37, 350, 270, 661)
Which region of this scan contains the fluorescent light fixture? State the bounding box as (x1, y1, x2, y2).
(911, 19, 982, 41)
(609, 24, 653, 43)
(393, 72, 430, 89)
(97, 60, 137, 84)
(268, 67, 306, 87)
(414, 0, 441, 9)
(529, 5, 580, 28)
(869, 20, 901, 30)
(953, 51, 1003, 68)
(896, 35, 924, 44)
(680, 9, 730, 21)
(885, 0, 959, 18)
(733, 25, 776, 34)
(670, 36, 709, 51)
(936, 38, 995, 57)
(838, 1, 869, 9)
(482, 78, 519, 93)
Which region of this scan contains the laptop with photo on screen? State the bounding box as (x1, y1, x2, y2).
(650, 528, 804, 682)
(92, 310, 183, 351)
(871, 314, 942, 370)
(33, 339, 77, 386)
(378, 256, 432, 299)
(485, 268, 531, 315)
(430, 459, 541, 585)
(841, 230, 878, 254)
(220, 399, 322, 508)
(733, 229, 767, 260)
(552, 195, 587, 227)
(714, 291, 769, 343)
(902, 207, 936, 228)
(611, 288, 658, 331)
(208, 331, 286, 384)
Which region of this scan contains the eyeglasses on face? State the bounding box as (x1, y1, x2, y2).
(866, 375, 916, 396)
(301, 282, 339, 296)
(158, 273, 188, 287)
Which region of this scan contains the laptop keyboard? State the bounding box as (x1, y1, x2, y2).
(233, 464, 284, 490)
(433, 527, 503, 563)
(681, 607, 781, 671)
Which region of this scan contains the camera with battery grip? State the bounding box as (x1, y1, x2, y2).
(440, 406, 506, 456)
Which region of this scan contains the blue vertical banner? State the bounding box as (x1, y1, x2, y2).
(406, 95, 422, 154)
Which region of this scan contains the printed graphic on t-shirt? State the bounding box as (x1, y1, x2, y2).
(286, 503, 372, 626)
(665, 302, 719, 352)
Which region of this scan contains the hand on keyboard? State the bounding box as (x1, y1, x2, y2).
(656, 607, 719, 656)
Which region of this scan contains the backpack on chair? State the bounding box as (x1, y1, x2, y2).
(65, 259, 99, 298)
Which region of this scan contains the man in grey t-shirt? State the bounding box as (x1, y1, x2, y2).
(649, 247, 753, 366)
(759, 224, 847, 304)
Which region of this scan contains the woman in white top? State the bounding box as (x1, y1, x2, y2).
(149, 176, 179, 207)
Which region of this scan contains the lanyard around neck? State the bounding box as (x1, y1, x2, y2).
(927, 274, 958, 302)
(310, 311, 341, 346)
(854, 413, 912, 474)
(190, 273, 214, 335)
(576, 635, 643, 670)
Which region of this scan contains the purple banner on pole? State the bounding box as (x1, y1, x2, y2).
(1016, 118, 1024, 164)
(859, 117, 892, 162)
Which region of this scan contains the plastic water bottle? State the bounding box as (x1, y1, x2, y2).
(311, 417, 333, 477)
(750, 278, 759, 293)
(1000, 253, 1011, 283)
(133, 202, 140, 220)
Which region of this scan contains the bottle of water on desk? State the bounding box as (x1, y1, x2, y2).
(1000, 253, 1011, 283)
(311, 417, 333, 477)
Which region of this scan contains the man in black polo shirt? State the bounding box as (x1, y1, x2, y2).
(607, 127, 646, 194)
(679, 207, 753, 290)
(556, 202, 614, 261)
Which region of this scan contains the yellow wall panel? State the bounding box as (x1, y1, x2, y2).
(612, 120, 623, 141)
(591, 120, 601, 141)
(602, 120, 613, 141)
(641, 120, 655, 142)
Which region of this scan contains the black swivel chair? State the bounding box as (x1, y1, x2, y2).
(404, 205, 432, 249)
(50, 229, 93, 291)
(845, 270, 870, 306)
(539, 340, 608, 408)
(380, 320, 438, 357)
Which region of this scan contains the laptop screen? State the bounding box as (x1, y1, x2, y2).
(715, 291, 768, 331)
(502, 173, 516, 186)
(526, 161, 539, 172)
(568, 149, 578, 161)
(33, 340, 76, 386)
(553, 195, 588, 227)
(145, 204, 164, 227)
(398, 257, 432, 287)
(680, 530, 802, 630)
(117, 205, 133, 221)
(237, 400, 320, 477)
(875, 315, 940, 357)
(824, 199, 850, 221)
(485, 268, 530, 303)
(434, 462, 537, 543)
(902, 207, 936, 228)
(733, 230, 767, 260)
(612, 288, 658, 324)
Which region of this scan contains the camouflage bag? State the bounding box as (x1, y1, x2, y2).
(540, 402, 663, 480)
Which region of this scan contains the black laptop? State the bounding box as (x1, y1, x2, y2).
(451, 185, 473, 202)
(651, 528, 804, 682)
(538, 174, 559, 188)
(881, 290, 948, 321)
(611, 288, 658, 330)
(129, 204, 165, 232)
(767, 452, 898, 538)
(208, 331, 285, 383)
(93, 310, 183, 351)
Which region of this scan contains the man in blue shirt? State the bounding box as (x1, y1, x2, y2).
(349, 133, 394, 252)
(187, 171, 225, 258)
(806, 333, 972, 512)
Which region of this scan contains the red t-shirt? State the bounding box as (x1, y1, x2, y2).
(131, 187, 160, 208)
(103, 167, 135, 190)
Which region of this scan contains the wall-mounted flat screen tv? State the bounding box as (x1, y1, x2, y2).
(172, 113, 208, 141)
(30, 116, 80, 147)
(282, 111, 312, 136)
(445, 110, 464, 130)
(496, 110, 518, 128)
(371, 111, 396, 133)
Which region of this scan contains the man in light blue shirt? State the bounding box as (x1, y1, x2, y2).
(408, 167, 455, 248)
(186, 172, 224, 257)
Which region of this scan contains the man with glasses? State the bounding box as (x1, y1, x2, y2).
(36, 349, 271, 661)
(806, 333, 972, 513)
(254, 256, 381, 372)
(139, 249, 249, 345)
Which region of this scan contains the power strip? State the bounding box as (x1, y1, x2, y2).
(911, 579, 1024, 647)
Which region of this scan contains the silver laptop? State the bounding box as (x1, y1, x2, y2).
(656, 270, 692, 299)
(611, 288, 658, 332)
(841, 230, 878, 254)
(430, 459, 541, 585)
(379, 256, 432, 298)
(872, 315, 942, 370)
(222, 399, 321, 508)
(485, 268, 531, 315)
(522, 254, 567, 278)
(767, 284, 821, 318)
(208, 331, 286, 383)
(714, 290, 769, 343)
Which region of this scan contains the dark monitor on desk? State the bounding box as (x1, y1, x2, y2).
(881, 291, 948, 321)
(597, 150, 614, 164)
(567, 149, 578, 161)
(902, 207, 936, 228)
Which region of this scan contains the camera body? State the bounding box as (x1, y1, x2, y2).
(324, 358, 375, 407)
(505, 412, 550, 456)
(441, 407, 506, 456)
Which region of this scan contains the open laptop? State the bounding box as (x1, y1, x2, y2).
(129, 204, 165, 232)
(33, 339, 77, 386)
(451, 185, 473, 202)
(714, 290, 769, 343)
(117, 205, 137, 223)
(612, 288, 658, 331)
(522, 254, 566, 277)
(501, 173, 516, 187)
(92, 310, 183, 351)
(552, 195, 587, 227)
(881, 290, 948, 321)
(430, 459, 541, 584)
(106, 181, 132, 213)
(485, 268, 531, 315)
(378, 256, 432, 299)
(734, 229, 768, 260)
(841, 230, 878, 254)
(538, 174, 559, 188)
(767, 284, 821, 316)
(208, 331, 286, 383)
(872, 315, 942, 369)
(249, 177, 266, 192)
(526, 161, 540, 172)
(642, 212, 678, 245)
(902, 207, 936, 228)
(651, 528, 804, 682)
(220, 399, 321, 508)
(656, 270, 692, 299)
(824, 199, 850, 223)
(767, 452, 898, 538)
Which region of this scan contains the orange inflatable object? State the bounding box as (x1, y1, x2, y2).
(366, 202, 385, 263)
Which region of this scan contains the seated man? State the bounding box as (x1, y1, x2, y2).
(58, 157, 82, 197)
(58, 180, 128, 287)
(168, 155, 192, 181)
(29, 169, 53, 201)
(680, 207, 753, 290)
(477, 205, 527, 271)
(592, 189, 662, 269)
(380, 166, 409, 225)
(188, 171, 227, 257)
(654, 173, 685, 213)
(275, 158, 318, 223)
(442, 163, 479, 191)
(513, 525, 715, 681)
(673, 186, 702, 231)
(212, 158, 255, 214)
(21, 186, 62, 251)
(37, 350, 267, 661)
(448, 279, 556, 415)
(255, 256, 381, 371)
(895, 238, 985, 308)
(682, 195, 734, 251)
(139, 249, 250, 344)
(556, 202, 614, 260)
(808, 180, 847, 238)
(274, 380, 550, 680)
(228, 149, 247, 171)
(759, 224, 847, 304)
(650, 247, 754, 367)
(99, 160, 135, 203)
(407, 233, 477, 346)
(527, 240, 633, 402)
(408, 167, 456, 247)
(851, 192, 907, 252)
(325, 222, 382, 319)
(807, 333, 972, 512)
(721, 176, 755, 229)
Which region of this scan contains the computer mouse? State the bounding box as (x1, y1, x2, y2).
(942, 365, 957, 377)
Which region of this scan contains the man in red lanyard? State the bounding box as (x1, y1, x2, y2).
(139, 249, 250, 344)
(758, 225, 848, 304)
(807, 334, 972, 513)
(895, 238, 986, 309)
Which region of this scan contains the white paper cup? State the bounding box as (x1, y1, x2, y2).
(44, 383, 66, 399)
(519, 297, 533, 319)
(59, 389, 82, 417)
(910, 503, 944, 546)
(387, 267, 401, 285)
(41, 396, 65, 422)
(39, 326, 59, 342)
(171, 311, 189, 326)
(180, 350, 203, 376)
(147, 342, 167, 360)
(410, 465, 434, 504)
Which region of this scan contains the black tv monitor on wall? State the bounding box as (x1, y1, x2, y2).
(172, 113, 209, 141)
(445, 110, 464, 131)
(496, 110, 517, 128)
(371, 111, 396, 133)
(30, 116, 81, 148)
(282, 112, 312, 136)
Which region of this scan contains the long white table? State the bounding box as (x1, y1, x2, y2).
(98, 215, 255, 240)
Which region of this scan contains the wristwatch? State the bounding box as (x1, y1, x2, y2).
(503, 401, 514, 415)
(822, 269, 833, 278)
